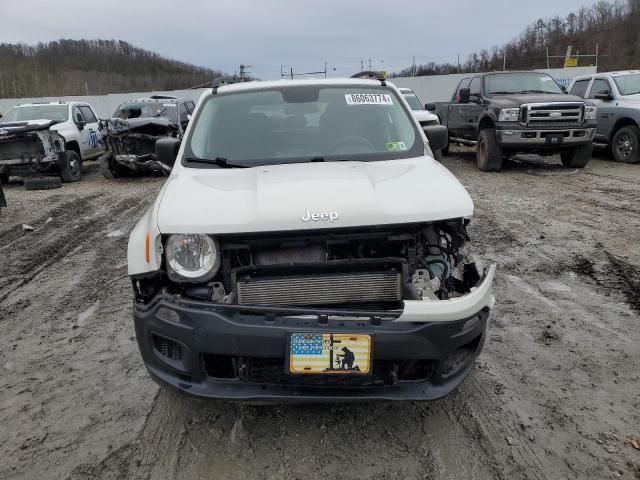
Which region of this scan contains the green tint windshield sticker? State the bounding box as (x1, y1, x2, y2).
(386, 141, 407, 152)
(345, 93, 393, 105)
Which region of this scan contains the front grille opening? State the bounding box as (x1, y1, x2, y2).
(397, 360, 434, 382)
(440, 334, 482, 379)
(203, 355, 436, 387)
(203, 354, 236, 379)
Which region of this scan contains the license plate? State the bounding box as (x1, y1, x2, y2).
(545, 133, 564, 145)
(289, 333, 372, 375)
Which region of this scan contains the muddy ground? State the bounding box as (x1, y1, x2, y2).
(1, 151, 639, 480)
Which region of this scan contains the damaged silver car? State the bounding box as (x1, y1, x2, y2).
(99, 96, 195, 178)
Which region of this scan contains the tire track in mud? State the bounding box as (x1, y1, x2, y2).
(0, 195, 147, 304)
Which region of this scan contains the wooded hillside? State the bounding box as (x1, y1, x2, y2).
(395, 0, 640, 76)
(0, 39, 224, 98)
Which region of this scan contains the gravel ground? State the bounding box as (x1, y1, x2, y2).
(1, 151, 639, 480)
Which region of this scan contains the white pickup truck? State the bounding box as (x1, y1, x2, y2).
(0, 101, 105, 185)
(127, 77, 496, 402)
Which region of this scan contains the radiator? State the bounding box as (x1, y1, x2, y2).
(236, 271, 402, 307)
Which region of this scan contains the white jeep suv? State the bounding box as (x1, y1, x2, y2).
(127, 77, 496, 401)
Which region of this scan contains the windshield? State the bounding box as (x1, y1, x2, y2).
(613, 73, 640, 96)
(484, 73, 563, 95)
(0, 104, 68, 123)
(402, 92, 423, 110)
(185, 85, 422, 166)
(113, 101, 178, 123)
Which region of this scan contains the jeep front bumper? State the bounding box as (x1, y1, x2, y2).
(133, 266, 496, 402)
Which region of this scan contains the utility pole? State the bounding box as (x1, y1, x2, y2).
(503, 53, 507, 71)
(412, 55, 416, 77)
(368, 58, 372, 71)
(546, 47, 550, 70)
(457, 53, 460, 73)
(324, 62, 327, 79)
(360, 59, 364, 71)
(595, 43, 599, 70)
(239, 64, 246, 82)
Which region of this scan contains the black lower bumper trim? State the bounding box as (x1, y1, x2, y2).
(133, 293, 489, 401)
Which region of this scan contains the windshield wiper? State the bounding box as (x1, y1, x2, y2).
(183, 157, 249, 168)
(489, 91, 515, 95)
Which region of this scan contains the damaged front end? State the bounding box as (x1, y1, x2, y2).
(0, 121, 66, 179)
(100, 118, 180, 177)
(130, 220, 495, 401)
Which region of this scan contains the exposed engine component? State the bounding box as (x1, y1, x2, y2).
(132, 221, 482, 310)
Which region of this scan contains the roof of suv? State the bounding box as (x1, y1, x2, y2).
(125, 96, 188, 104)
(16, 101, 90, 107)
(216, 78, 391, 94)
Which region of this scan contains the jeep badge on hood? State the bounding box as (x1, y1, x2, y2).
(301, 211, 339, 222)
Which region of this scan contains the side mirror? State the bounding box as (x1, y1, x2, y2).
(594, 90, 613, 101)
(423, 125, 448, 152)
(458, 88, 471, 104)
(75, 113, 86, 130)
(425, 103, 436, 112)
(156, 138, 181, 167)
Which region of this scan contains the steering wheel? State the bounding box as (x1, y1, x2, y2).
(328, 136, 376, 154)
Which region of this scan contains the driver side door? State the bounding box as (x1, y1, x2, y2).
(447, 78, 471, 137)
(587, 78, 616, 142)
(72, 106, 92, 159)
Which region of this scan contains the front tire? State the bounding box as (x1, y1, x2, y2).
(560, 143, 592, 168)
(59, 150, 82, 182)
(611, 126, 639, 164)
(476, 128, 503, 171)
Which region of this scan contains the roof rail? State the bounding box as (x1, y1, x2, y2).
(350, 71, 387, 86)
(211, 76, 238, 94)
(149, 95, 178, 100)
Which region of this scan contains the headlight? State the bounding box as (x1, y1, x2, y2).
(498, 108, 520, 122)
(165, 234, 220, 282)
(584, 106, 597, 120)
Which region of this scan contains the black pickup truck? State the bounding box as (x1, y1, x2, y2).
(429, 71, 597, 171)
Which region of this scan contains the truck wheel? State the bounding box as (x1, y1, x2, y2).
(59, 150, 83, 182)
(99, 152, 124, 179)
(476, 128, 503, 171)
(560, 143, 592, 168)
(0, 173, 8, 185)
(24, 176, 62, 190)
(611, 126, 639, 164)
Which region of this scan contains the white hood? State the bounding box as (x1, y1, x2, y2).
(156, 157, 474, 234)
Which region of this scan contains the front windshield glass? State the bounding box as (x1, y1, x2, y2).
(402, 92, 423, 110)
(0, 105, 68, 123)
(484, 73, 563, 95)
(613, 73, 640, 96)
(113, 101, 178, 123)
(186, 86, 421, 166)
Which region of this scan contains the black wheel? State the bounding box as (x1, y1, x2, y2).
(99, 152, 125, 179)
(24, 176, 62, 190)
(476, 128, 503, 171)
(560, 143, 592, 168)
(0, 172, 9, 185)
(59, 150, 82, 182)
(611, 126, 639, 164)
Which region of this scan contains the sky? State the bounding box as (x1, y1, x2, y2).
(0, 0, 594, 81)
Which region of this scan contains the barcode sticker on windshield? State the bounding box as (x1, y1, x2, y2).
(345, 93, 393, 105)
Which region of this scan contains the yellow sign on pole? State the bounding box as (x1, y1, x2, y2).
(564, 57, 578, 68)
